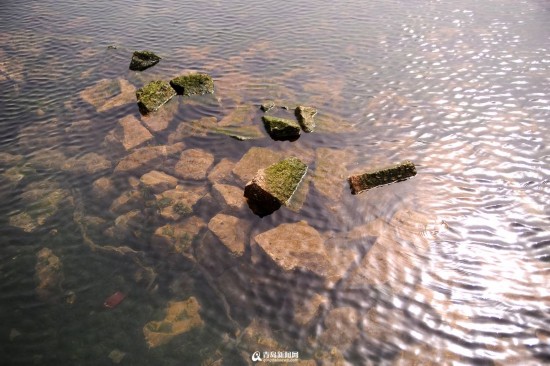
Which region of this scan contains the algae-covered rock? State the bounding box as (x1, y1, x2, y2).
(143, 297, 203, 348)
(262, 115, 301, 140)
(253, 221, 331, 277)
(154, 185, 206, 221)
(260, 100, 275, 112)
(348, 160, 417, 194)
(295, 105, 317, 132)
(136, 80, 176, 114)
(129, 50, 161, 71)
(35, 248, 64, 302)
(244, 157, 307, 216)
(169, 73, 214, 96)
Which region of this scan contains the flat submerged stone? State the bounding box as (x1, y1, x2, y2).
(129, 50, 161, 71)
(136, 80, 176, 114)
(348, 160, 417, 194)
(262, 115, 301, 140)
(169, 73, 214, 96)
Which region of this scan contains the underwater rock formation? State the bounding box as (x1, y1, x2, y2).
(35, 248, 64, 302)
(347, 160, 417, 194)
(295, 105, 317, 132)
(169, 72, 214, 96)
(129, 50, 161, 71)
(244, 157, 307, 216)
(143, 297, 203, 348)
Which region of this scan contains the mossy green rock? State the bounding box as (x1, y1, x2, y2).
(348, 160, 417, 194)
(295, 105, 317, 132)
(129, 51, 161, 71)
(136, 80, 176, 114)
(244, 157, 308, 216)
(169, 73, 214, 96)
(262, 115, 301, 140)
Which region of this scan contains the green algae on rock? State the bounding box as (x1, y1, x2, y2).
(244, 157, 307, 216)
(169, 73, 214, 96)
(129, 50, 161, 71)
(348, 160, 417, 194)
(262, 115, 301, 140)
(136, 80, 176, 114)
(295, 105, 317, 132)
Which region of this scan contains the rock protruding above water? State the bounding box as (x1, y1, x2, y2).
(262, 115, 301, 140)
(169, 73, 214, 96)
(136, 80, 176, 114)
(347, 160, 417, 194)
(143, 297, 203, 348)
(253, 221, 331, 277)
(244, 157, 307, 216)
(295, 105, 317, 133)
(129, 50, 161, 71)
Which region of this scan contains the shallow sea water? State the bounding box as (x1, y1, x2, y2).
(0, 0, 549, 365)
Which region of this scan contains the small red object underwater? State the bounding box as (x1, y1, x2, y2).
(103, 291, 126, 309)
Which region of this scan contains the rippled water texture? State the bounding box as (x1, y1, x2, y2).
(1, 0, 549, 365)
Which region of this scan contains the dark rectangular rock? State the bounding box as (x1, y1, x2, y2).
(348, 161, 417, 194)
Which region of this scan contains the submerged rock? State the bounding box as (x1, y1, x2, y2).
(152, 216, 206, 260)
(169, 73, 214, 96)
(143, 297, 203, 348)
(173, 148, 214, 180)
(62, 152, 112, 174)
(262, 115, 301, 140)
(253, 221, 331, 277)
(136, 80, 176, 114)
(348, 160, 417, 194)
(112, 114, 153, 151)
(140, 170, 178, 194)
(92, 177, 116, 199)
(295, 105, 317, 132)
(129, 50, 161, 71)
(154, 185, 206, 221)
(260, 100, 275, 112)
(0, 152, 23, 165)
(208, 214, 250, 257)
(80, 78, 136, 113)
(211, 183, 247, 213)
(114, 143, 184, 173)
(207, 158, 236, 184)
(244, 157, 307, 216)
(318, 307, 360, 349)
(35, 248, 63, 302)
(232, 147, 283, 184)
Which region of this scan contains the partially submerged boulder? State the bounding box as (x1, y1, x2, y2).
(244, 157, 307, 216)
(262, 115, 301, 140)
(169, 73, 214, 96)
(295, 105, 317, 132)
(348, 160, 417, 194)
(136, 80, 176, 114)
(143, 297, 203, 348)
(129, 50, 161, 71)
